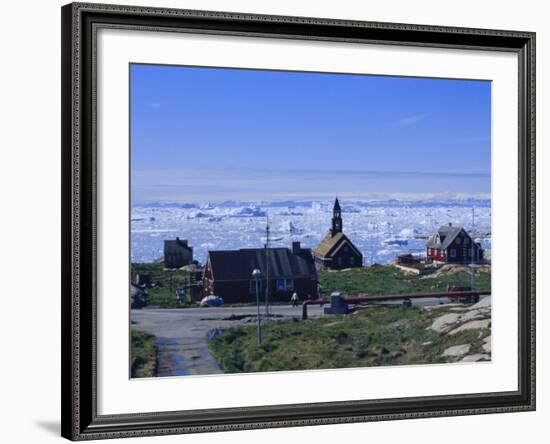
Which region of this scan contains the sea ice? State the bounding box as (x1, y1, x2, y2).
(130, 199, 491, 265)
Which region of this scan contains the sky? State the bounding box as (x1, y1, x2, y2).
(130, 64, 491, 203)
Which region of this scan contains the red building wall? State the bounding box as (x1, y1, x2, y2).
(427, 247, 446, 262)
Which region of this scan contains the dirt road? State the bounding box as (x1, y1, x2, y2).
(131, 305, 324, 377)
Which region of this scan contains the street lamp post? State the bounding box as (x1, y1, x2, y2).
(252, 268, 262, 345)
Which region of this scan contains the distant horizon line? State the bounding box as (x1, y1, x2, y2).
(131, 195, 492, 206)
(132, 167, 491, 179)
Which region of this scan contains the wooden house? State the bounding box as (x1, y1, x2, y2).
(426, 224, 484, 264)
(202, 242, 318, 303)
(314, 198, 363, 270)
(164, 237, 193, 269)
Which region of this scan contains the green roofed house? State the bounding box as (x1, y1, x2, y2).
(314, 198, 363, 270)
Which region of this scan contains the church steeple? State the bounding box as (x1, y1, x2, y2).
(331, 197, 342, 236)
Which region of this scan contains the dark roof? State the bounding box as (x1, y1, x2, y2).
(314, 232, 362, 258)
(333, 197, 341, 212)
(164, 238, 192, 253)
(208, 247, 317, 282)
(315, 232, 344, 256)
(426, 225, 471, 249)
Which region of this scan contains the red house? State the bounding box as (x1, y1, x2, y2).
(203, 242, 318, 304)
(426, 224, 484, 264)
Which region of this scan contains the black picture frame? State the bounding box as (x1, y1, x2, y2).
(61, 2, 536, 440)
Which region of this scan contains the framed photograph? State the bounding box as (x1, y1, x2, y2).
(61, 2, 536, 440)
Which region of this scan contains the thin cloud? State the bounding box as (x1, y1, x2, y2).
(395, 113, 428, 126)
(150, 102, 161, 109)
(131, 168, 490, 203)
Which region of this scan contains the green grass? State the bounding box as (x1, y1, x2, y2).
(131, 330, 157, 378)
(318, 265, 491, 296)
(209, 305, 490, 373)
(132, 262, 490, 308)
(132, 262, 191, 288)
(132, 262, 194, 308)
(147, 287, 193, 308)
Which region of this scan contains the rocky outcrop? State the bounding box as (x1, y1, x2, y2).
(449, 319, 491, 335)
(442, 344, 471, 357)
(428, 297, 491, 335)
(460, 354, 490, 362)
(471, 297, 492, 309)
(425, 296, 492, 362)
(429, 313, 461, 333)
(482, 335, 491, 352)
(422, 264, 491, 279)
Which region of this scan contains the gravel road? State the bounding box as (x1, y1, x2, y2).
(131, 305, 324, 377)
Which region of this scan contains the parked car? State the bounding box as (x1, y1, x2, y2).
(447, 285, 479, 303)
(200, 295, 224, 307)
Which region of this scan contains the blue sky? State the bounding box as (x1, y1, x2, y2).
(130, 64, 491, 203)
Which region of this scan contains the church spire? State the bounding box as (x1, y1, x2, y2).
(331, 197, 342, 236)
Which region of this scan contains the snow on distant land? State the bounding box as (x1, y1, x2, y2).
(131, 199, 492, 265)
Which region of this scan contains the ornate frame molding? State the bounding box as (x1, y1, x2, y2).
(61, 2, 535, 440)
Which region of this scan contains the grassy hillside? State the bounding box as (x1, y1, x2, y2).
(209, 304, 490, 373)
(318, 265, 491, 297)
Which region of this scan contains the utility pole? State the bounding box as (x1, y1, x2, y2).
(265, 215, 270, 317)
(252, 269, 262, 345)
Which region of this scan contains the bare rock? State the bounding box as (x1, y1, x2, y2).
(442, 344, 471, 357)
(429, 313, 461, 333)
(450, 307, 471, 312)
(460, 354, 491, 362)
(482, 335, 491, 352)
(471, 296, 491, 309)
(449, 319, 491, 335)
(460, 310, 486, 322)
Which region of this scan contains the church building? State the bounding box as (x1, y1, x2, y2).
(313, 198, 363, 270)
